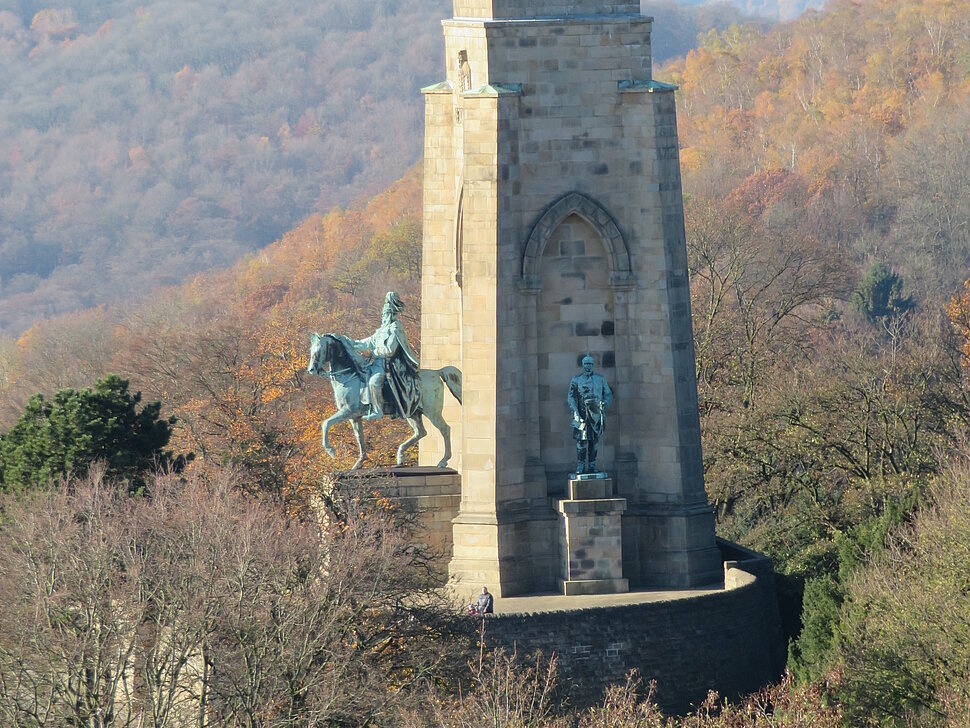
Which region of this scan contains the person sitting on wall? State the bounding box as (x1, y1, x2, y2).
(468, 586, 494, 615)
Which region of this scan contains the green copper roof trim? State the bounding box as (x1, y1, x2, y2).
(464, 83, 523, 96)
(421, 80, 454, 94)
(618, 79, 679, 92)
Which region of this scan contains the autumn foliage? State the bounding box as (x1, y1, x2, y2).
(666, 1, 970, 722)
(0, 0, 753, 335)
(668, 0, 970, 297)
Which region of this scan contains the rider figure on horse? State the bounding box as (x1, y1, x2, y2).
(351, 291, 420, 421)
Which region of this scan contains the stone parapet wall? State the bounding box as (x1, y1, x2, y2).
(370, 471, 784, 707)
(717, 537, 786, 674)
(482, 543, 785, 712)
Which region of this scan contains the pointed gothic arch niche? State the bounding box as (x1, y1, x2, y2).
(522, 192, 633, 289)
(521, 193, 635, 493)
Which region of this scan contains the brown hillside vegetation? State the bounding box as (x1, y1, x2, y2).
(0, 0, 450, 334)
(659, 0, 970, 565)
(668, 0, 970, 299)
(661, 0, 970, 721)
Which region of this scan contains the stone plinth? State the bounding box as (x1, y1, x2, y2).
(557, 477, 629, 595)
(355, 467, 461, 582)
(568, 476, 612, 500)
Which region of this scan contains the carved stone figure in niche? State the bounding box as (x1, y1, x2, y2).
(455, 50, 471, 123)
(568, 354, 613, 474)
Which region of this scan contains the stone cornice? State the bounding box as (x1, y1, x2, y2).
(463, 82, 524, 97)
(421, 80, 454, 94)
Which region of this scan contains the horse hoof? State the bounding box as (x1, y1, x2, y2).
(351, 460, 364, 470)
(437, 459, 449, 468)
(324, 447, 336, 459)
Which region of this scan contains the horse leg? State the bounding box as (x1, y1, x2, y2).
(422, 408, 451, 468)
(397, 417, 426, 466)
(322, 406, 353, 459)
(418, 371, 451, 467)
(350, 417, 367, 470)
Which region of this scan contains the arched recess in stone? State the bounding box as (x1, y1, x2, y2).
(519, 195, 638, 495)
(521, 192, 633, 291)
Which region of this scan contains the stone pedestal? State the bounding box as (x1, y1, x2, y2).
(357, 467, 461, 582)
(557, 477, 629, 595)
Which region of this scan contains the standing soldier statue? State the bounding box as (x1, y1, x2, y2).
(568, 354, 614, 475)
(352, 291, 421, 421)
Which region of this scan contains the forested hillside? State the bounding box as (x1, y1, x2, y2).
(0, 166, 428, 502)
(677, 0, 825, 22)
(670, 0, 970, 299)
(0, 0, 750, 336)
(2, 0, 970, 721)
(0, 0, 449, 334)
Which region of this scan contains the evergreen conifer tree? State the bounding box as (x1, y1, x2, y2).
(0, 374, 180, 492)
(852, 261, 914, 321)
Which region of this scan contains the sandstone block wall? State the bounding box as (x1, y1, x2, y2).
(367, 470, 461, 579)
(420, 84, 464, 472)
(537, 215, 617, 487)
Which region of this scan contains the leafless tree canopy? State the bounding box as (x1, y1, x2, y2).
(0, 466, 464, 727)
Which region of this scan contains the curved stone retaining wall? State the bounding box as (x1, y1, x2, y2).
(483, 541, 785, 713)
(365, 468, 785, 712)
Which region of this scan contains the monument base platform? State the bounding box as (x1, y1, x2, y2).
(557, 577, 630, 596)
(449, 506, 560, 599)
(483, 543, 785, 713)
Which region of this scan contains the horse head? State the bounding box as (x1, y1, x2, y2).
(308, 333, 329, 375)
(308, 333, 367, 379)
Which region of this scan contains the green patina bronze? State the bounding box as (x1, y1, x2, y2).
(307, 292, 462, 470)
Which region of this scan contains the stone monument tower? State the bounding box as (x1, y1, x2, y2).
(419, 0, 722, 596)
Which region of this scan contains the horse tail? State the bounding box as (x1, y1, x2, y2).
(438, 366, 462, 405)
